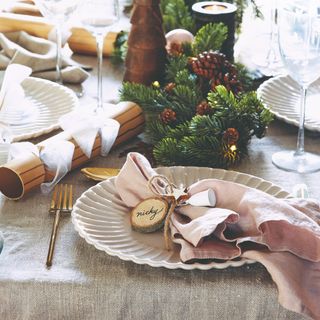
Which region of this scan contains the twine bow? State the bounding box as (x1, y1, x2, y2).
(148, 175, 189, 250)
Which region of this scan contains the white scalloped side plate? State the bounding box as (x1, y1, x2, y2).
(257, 75, 320, 132)
(71, 167, 290, 270)
(1, 77, 78, 142)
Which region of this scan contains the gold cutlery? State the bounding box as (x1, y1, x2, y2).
(81, 167, 120, 181)
(46, 184, 73, 267)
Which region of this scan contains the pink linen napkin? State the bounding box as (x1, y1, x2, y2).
(115, 152, 320, 319)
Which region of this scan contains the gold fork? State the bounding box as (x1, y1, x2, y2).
(46, 184, 73, 267)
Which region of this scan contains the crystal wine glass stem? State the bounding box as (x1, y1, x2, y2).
(55, 24, 63, 84)
(295, 86, 308, 156)
(95, 33, 104, 112)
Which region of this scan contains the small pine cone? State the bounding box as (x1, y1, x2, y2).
(210, 71, 243, 95)
(160, 108, 177, 124)
(164, 82, 176, 93)
(167, 42, 184, 56)
(223, 128, 240, 145)
(189, 51, 227, 80)
(189, 51, 243, 95)
(196, 100, 212, 116)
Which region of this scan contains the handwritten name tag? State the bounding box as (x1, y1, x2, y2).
(131, 198, 168, 233)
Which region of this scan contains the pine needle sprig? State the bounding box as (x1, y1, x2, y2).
(120, 82, 163, 111)
(189, 115, 225, 137)
(153, 138, 184, 165)
(207, 85, 237, 114)
(165, 55, 189, 82)
(180, 135, 222, 167)
(145, 119, 171, 143)
(162, 0, 196, 33)
(171, 85, 202, 117)
(192, 23, 228, 55)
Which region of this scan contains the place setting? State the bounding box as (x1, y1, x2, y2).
(0, 0, 320, 320)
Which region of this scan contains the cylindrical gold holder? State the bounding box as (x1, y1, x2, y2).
(192, 1, 237, 61)
(0, 102, 145, 200)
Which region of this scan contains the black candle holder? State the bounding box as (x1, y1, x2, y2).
(192, 1, 237, 61)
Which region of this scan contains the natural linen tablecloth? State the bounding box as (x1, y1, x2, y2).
(0, 149, 310, 320)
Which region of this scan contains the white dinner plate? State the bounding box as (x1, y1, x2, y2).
(257, 75, 320, 132)
(0, 76, 78, 141)
(72, 167, 290, 270)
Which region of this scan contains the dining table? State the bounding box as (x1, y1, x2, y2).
(0, 52, 319, 320)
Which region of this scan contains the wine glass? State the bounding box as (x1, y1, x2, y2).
(34, 0, 81, 84)
(272, 0, 320, 173)
(76, 0, 119, 113)
(251, 0, 283, 76)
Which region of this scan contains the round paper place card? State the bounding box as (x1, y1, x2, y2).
(130, 197, 168, 233)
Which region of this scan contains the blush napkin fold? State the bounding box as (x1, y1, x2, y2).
(115, 153, 320, 319)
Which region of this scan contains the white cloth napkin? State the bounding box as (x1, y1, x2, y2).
(0, 64, 32, 114)
(0, 31, 89, 84)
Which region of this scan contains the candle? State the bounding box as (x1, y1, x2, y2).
(192, 1, 237, 61)
(203, 4, 228, 13)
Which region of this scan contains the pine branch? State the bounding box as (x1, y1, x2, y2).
(192, 23, 228, 55)
(162, 0, 196, 33)
(174, 70, 197, 87)
(180, 135, 222, 167)
(207, 85, 237, 113)
(145, 119, 171, 143)
(153, 138, 184, 165)
(165, 55, 189, 83)
(171, 84, 203, 117)
(119, 82, 163, 111)
(189, 115, 224, 137)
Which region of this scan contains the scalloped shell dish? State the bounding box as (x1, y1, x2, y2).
(257, 75, 320, 132)
(72, 167, 290, 270)
(2, 77, 78, 142)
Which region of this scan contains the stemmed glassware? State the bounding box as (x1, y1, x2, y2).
(76, 0, 119, 113)
(272, 0, 320, 173)
(250, 0, 283, 76)
(34, 0, 81, 84)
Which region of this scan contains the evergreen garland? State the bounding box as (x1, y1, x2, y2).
(119, 23, 273, 169)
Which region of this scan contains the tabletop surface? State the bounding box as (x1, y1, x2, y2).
(0, 54, 319, 320)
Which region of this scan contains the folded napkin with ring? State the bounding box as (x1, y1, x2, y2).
(115, 152, 320, 320)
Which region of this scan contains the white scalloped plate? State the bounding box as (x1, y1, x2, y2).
(0, 77, 78, 142)
(71, 167, 290, 270)
(257, 75, 320, 132)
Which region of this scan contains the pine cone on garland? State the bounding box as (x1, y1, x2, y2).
(222, 128, 240, 145)
(167, 42, 184, 57)
(160, 108, 177, 124)
(164, 82, 176, 93)
(196, 100, 212, 116)
(189, 51, 243, 95)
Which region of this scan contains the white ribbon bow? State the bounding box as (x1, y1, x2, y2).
(7, 111, 120, 193)
(59, 111, 120, 158)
